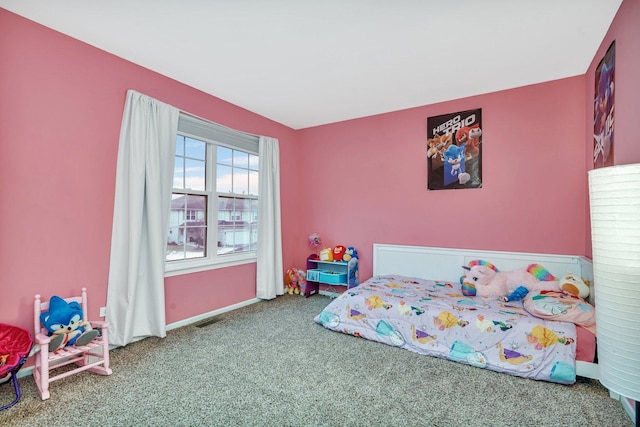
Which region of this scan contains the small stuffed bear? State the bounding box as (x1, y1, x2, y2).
(40, 296, 98, 351)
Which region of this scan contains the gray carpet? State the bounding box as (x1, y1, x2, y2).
(1, 294, 633, 426)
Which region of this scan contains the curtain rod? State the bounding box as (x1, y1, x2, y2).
(178, 110, 261, 140)
(127, 89, 262, 139)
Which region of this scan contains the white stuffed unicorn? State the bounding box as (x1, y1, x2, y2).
(460, 260, 561, 297)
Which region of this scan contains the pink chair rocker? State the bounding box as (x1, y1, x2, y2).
(33, 288, 112, 400)
(0, 324, 32, 410)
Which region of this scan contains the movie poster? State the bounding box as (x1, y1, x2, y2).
(427, 109, 482, 190)
(593, 41, 615, 168)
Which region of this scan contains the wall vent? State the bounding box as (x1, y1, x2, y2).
(194, 316, 222, 328)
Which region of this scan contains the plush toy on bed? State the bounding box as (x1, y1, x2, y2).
(460, 260, 561, 298)
(558, 273, 590, 299)
(40, 295, 98, 351)
(501, 286, 529, 302)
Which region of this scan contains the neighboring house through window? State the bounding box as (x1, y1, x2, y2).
(166, 113, 259, 275)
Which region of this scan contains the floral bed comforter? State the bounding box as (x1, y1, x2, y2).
(314, 275, 577, 384)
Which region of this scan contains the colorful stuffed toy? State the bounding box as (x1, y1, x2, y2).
(460, 260, 561, 298)
(40, 296, 98, 350)
(332, 245, 346, 262)
(501, 286, 529, 302)
(558, 273, 590, 299)
(319, 248, 333, 262)
(285, 268, 306, 295)
(343, 247, 359, 262)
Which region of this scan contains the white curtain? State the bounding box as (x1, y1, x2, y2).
(106, 90, 179, 347)
(256, 136, 284, 299)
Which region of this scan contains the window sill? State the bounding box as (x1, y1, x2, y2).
(164, 253, 257, 277)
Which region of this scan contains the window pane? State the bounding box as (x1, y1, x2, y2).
(166, 193, 207, 262)
(216, 196, 255, 255)
(173, 157, 184, 189)
(218, 196, 227, 218)
(233, 168, 249, 195)
(176, 135, 185, 156)
(185, 158, 205, 191)
(185, 137, 206, 160)
(217, 165, 233, 193)
(250, 199, 258, 222)
(166, 226, 186, 261)
(233, 151, 249, 168)
(234, 198, 250, 220)
(184, 225, 206, 258)
(217, 146, 233, 166)
(185, 195, 207, 220)
(170, 120, 261, 266)
(249, 154, 259, 171)
(217, 207, 233, 254)
(248, 170, 258, 195)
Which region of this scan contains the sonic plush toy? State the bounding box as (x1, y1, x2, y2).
(40, 296, 98, 351)
(342, 247, 358, 262)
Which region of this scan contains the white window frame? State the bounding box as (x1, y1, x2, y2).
(165, 113, 259, 277)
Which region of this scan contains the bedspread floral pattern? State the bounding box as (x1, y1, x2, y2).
(315, 275, 577, 384)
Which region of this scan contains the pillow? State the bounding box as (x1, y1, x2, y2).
(523, 290, 596, 335)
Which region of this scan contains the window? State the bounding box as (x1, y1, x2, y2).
(166, 114, 259, 275)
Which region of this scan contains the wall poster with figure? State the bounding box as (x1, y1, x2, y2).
(593, 40, 615, 168)
(427, 108, 482, 190)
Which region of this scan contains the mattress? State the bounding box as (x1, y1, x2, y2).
(315, 275, 595, 384)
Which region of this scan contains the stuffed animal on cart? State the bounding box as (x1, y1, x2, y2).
(460, 260, 561, 298)
(332, 245, 346, 262)
(319, 248, 333, 262)
(40, 296, 98, 350)
(343, 247, 359, 262)
(285, 268, 306, 295)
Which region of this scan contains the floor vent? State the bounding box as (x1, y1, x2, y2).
(195, 317, 222, 328)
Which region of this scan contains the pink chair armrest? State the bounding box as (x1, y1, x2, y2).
(35, 332, 52, 344)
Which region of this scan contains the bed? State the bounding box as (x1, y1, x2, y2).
(314, 244, 598, 384)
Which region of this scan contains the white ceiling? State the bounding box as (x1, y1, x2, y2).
(1, 1, 622, 129)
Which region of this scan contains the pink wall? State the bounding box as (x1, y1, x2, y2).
(0, 10, 304, 332)
(584, 0, 640, 415)
(297, 77, 587, 280)
(2, 1, 638, 338)
(584, 0, 640, 258)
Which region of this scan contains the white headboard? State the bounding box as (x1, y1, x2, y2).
(373, 244, 593, 298)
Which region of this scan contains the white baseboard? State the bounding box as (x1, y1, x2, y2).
(576, 360, 599, 379)
(166, 297, 260, 331)
(11, 298, 261, 381)
(620, 397, 636, 425)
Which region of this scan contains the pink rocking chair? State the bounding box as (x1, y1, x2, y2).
(33, 288, 112, 400)
(0, 324, 33, 410)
